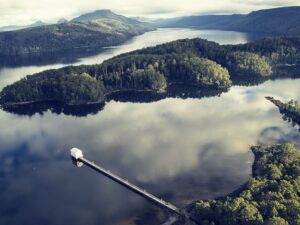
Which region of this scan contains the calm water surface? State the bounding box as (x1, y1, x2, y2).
(0, 29, 299, 225)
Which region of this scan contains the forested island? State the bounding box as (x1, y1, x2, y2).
(186, 144, 300, 225)
(0, 36, 299, 106)
(266, 97, 300, 129)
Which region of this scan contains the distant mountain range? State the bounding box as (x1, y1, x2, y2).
(0, 19, 71, 32)
(0, 9, 148, 33)
(2, 6, 299, 35)
(0, 20, 49, 32)
(0, 6, 299, 56)
(0, 9, 149, 33)
(0, 10, 151, 56)
(153, 6, 300, 35)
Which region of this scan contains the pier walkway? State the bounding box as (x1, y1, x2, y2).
(70, 148, 182, 215)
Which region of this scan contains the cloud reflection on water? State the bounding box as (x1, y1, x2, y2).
(0, 79, 299, 225)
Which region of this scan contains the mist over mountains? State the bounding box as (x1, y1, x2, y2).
(0, 20, 49, 32)
(0, 6, 299, 56)
(0, 9, 146, 32)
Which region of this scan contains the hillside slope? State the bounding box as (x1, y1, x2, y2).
(72, 9, 146, 26)
(0, 10, 150, 56)
(155, 6, 300, 35)
(229, 6, 300, 34)
(189, 144, 300, 225)
(156, 14, 244, 29)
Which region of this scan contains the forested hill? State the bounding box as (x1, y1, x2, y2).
(188, 144, 300, 225)
(229, 7, 300, 35)
(155, 6, 300, 35)
(72, 9, 146, 27)
(0, 36, 299, 105)
(0, 10, 150, 56)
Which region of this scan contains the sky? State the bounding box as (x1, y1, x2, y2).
(0, 0, 299, 26)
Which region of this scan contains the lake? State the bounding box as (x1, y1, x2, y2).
(0, 29, 299, 225)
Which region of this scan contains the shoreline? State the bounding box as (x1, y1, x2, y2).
(184, 144, 300, 224)
(0, 83, 229, 107)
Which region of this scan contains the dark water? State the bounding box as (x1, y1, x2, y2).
(0, 29, 299, 225)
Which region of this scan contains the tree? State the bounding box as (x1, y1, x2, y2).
(265, 217, 289, 225)
(238, 204, 263, 225)
(190, 144, 300, 225)
(227, 52, 272, 77)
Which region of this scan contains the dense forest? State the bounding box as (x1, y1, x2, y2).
(227, 36, 300, 65)
(0, 72, 105, 105)
(188, 144, 300, 225)
(0, 36, 299, 105)
(266, 97, 300, 129)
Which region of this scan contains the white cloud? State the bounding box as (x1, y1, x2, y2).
(0, 0, 299, 26)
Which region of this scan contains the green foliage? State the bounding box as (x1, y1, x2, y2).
(0, 72, 105, 105)
(191, 144, 300, 225)
(0, 16, 149, 55)
(228, 36, 300, 65)
(109, 36, 300, 78)
(97, 52, 231, 89)
(226, 52, 272, 76)
(125, 68, 167, 90)
(265, 217, 289, 225)
(1, 36, 299, 105)
(176, 56, 231, 87)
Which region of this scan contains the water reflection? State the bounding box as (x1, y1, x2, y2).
(3, 76, 299, 118)
(108, 85, 224, 103)
(1, 85, 224, 117)
(258, 126, 300, 148)
(274, 65, 300, 79)
(0, 48, 106, 68)
(0, 79, 299, 225)
(271, 106, 300, 132)
(230, 65, 300, 87)
(281, 114, 300, 131)
(0, 29, 259, 69)
(231, 76, 269, 87)
(0, 27, 299, 225)
(1, 101, 106, 117)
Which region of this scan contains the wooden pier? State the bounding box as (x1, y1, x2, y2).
(70, 148, 182, 215)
